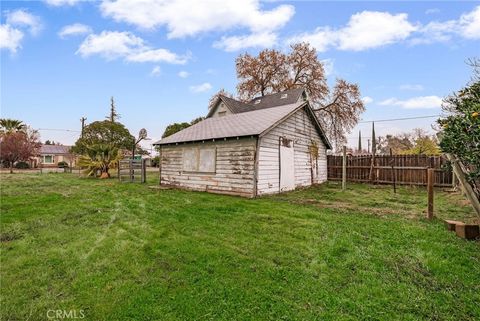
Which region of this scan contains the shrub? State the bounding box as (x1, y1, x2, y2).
(15, 161, 30, 169)
(57, 161, 69, 168)
(438, 78, 479, 196)
(151, 156, 160, 167)
(77, 144, 121, 178)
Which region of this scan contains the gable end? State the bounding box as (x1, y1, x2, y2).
(259, 102, 331, 149)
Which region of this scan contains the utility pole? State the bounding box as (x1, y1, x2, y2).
(358, 131, 362, 153)
(80, 117, 87, 138)
(367, 139, 370, 154)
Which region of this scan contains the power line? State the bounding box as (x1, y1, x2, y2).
(358, 114, 441, 124)
(347, 114, 441, 142)
(37, 128, 81, 132)
(34, 115, 441, 137)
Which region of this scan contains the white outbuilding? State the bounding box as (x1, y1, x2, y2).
(154, 88, 331, 197)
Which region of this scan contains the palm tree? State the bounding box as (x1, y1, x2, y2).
(78, 143, 122, 178)
(0, 119, 26, 134)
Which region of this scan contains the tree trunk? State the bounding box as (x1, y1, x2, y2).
(100, 172, 110, 179)
(9, 162, 13, 174)
(100, 166, 110, 179)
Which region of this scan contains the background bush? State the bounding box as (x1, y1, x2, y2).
(57, 161, 69, 168)
(14, 161, 30, 169)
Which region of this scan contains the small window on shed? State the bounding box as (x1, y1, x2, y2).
(218, 111, 226, 117)
(280, 93, 288, 99)
(182, 147, 216, 173)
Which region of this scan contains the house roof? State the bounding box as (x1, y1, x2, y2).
(155, 101, 331, 149)
(206, 88, 306, 118)
(248, 88, 305, 109)
(205, 95, 253, 118)
(220, 96, 253, 114)
(39, 145, 72, 155)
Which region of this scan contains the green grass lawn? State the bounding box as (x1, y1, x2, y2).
(1, 173, 479, 321)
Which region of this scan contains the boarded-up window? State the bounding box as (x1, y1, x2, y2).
(182, 147, 216, 172)
(199, 149, 216, 172)
(183, 148, 197, 171)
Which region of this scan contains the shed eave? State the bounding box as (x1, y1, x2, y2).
(153, 134, 259, 146)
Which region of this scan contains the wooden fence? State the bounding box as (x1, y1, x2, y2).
(327, 154, 453, 187)
(118, 159, 146, 183)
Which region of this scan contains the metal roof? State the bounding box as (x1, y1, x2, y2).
(155, 102, 304, 145)
(39, 145, 72, 154)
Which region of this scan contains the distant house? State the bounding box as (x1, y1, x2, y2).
(33, 145, 76, 168)
(153, 88, 331, 197)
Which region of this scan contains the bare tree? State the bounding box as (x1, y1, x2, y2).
(235, 42, 364, 149)
(376, 129, 440, 155)
(377, 133, 413, 155)
(281, 43, 329, 104)
(467, 57, 479, 80)
(314, 79, 364, 150)
(236, 49, 287, 100)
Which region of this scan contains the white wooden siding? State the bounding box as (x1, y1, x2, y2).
(256, 107, 327, 195)
(210, 102, 232, 118)
(160, 138, 256, 197)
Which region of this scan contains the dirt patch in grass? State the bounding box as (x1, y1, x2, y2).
(285, 198, 421, 219)
(0, 230, 23, 242)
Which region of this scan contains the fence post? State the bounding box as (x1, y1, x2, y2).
(130, 159, 134, 182)
(427, 168, 434, 219)
(390, 148, 396, 193)
(342, 146, 347, 191)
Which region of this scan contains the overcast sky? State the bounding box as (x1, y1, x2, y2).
(1, 1, 479, 150)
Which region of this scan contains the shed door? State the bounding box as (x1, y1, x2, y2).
(280, 137, 295, 192)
